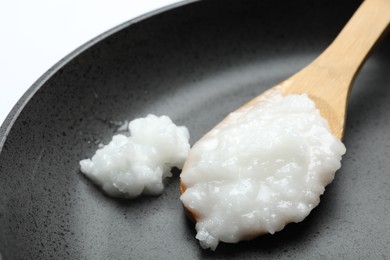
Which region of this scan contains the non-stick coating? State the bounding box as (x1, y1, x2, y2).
(1, 0, 389, 259)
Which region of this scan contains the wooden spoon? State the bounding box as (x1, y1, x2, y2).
(180, 0, 390, 217)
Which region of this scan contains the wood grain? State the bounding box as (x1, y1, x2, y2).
(276, 0, 390, 139)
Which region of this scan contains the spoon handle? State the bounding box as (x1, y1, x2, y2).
(316, 0, 390, 83)
(281, 0, 390, 139)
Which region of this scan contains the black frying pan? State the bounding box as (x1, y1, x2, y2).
(1, 0, 389, 259)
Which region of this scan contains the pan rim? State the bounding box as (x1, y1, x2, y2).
(0, 0, 198, 151)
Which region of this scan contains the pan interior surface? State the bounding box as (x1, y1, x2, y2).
(1, 0, 389, 259)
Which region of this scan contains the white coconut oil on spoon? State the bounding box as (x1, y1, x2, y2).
(180, 0, 390, 250)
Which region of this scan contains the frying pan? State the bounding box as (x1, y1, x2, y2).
(1, 0, 389, 258)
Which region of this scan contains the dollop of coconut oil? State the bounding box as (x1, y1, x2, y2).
(180, 91, 346, 250)
(80, 114, 190, 198)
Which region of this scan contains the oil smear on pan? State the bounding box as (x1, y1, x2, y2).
(180, 90, 346, 250)
(80, 114, 190, 198)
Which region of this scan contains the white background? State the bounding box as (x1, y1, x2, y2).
(0, 0, 183, 126)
